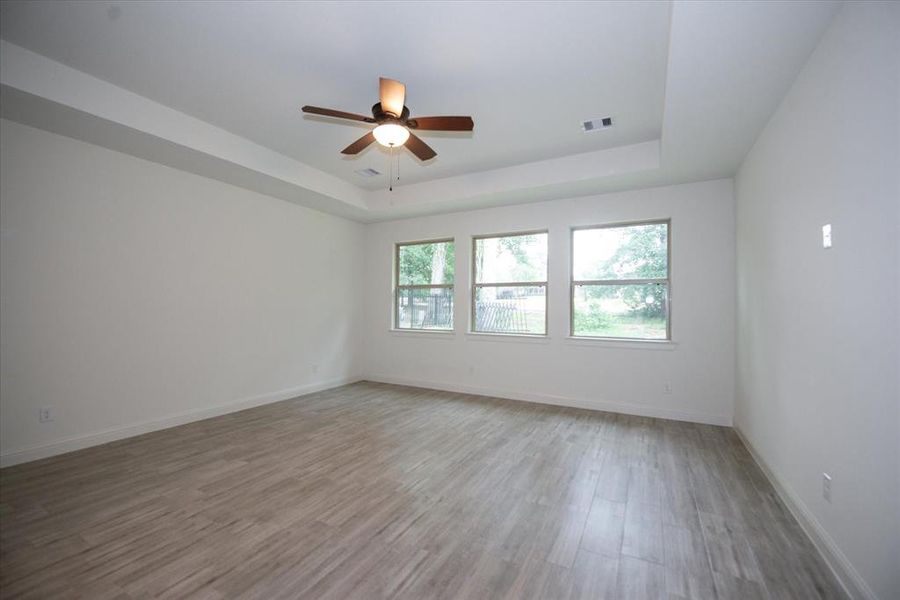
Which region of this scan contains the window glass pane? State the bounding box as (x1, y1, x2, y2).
(475, 233, 548, 284)
(573, 223, 667, 281)
(398, 241, 455, 286)
(474, 286, 546, 334)
(396, 287, 454, 330)
(573, 283, 667, 339)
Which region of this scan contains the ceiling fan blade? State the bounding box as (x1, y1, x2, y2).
(405, 132, 437, 161)
(379, 77, 406, 117)
(407, 116, 474, 131)
(302, 105, 375, 123)
(341, 131, 376, 155)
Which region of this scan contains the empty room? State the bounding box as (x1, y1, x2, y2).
(0, 1, 898, 599)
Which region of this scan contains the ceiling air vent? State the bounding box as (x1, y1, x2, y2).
(354, 168, 381, 177)
(582, 117, 613, 132)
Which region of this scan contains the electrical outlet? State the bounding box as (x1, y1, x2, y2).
(822, 224, 832, 248)
(468, 366, 475, 375)
(822, 472, 832, 502)
(663, 382, 672, 394)
(39, 407, 53, 423)
(311, 364, 319, 374)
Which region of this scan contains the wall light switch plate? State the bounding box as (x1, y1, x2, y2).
(822, 224, 832, 248)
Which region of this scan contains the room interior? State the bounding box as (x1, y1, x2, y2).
(0, 1, 898, 599)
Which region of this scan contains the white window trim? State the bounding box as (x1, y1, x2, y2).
(394, 238, 455, 332)
(471, 230, 549, 336)
(569, 219, 672, 342)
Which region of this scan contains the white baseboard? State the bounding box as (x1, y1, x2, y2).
(0, 376, 362, 468)
(733, 426, 876, 600)
(363, 374, 732, 426)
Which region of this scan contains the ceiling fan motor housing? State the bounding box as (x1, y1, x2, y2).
(372, 103, 410, 124)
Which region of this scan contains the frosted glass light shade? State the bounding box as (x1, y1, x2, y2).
(373, 123, 410, 147)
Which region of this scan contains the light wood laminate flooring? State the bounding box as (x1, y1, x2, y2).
(1, 382, 845, 599)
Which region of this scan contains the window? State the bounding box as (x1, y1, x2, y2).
(472, 231, 548, 335)
(571, 220, 670, 340)
(395, 239, 455, 330)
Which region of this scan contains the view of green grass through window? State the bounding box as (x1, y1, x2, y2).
(572, 222, 669, 339)
(473, 232, 548, 334)
(395, 240, 454, 330)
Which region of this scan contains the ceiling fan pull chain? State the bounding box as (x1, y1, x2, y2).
(389, 145, 393, 191)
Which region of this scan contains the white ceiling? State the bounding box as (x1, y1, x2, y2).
(0, 1, 670, 190)
(0, 1, 840, 220)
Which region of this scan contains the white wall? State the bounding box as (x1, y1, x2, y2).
(364, 179, 736, 426)
(734, 3, 900, 599)
(0, 119, 366, 465)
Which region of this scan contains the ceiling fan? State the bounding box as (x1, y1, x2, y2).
(301, 77, 474, 161)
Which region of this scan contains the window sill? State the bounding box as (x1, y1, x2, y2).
(466, 332, 552, 344)
(563, 336, 678, 350)
(389, 329, 456, 339)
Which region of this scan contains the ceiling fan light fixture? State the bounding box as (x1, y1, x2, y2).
(373, 123, 410, 147)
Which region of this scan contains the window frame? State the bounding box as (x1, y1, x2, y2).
(394, 237, 456, 332)
(569, 218, 672, 341)
(470, 229, 550, 336)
